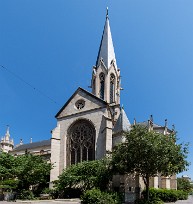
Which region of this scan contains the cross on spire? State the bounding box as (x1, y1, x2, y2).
(106, 7, 108, 18)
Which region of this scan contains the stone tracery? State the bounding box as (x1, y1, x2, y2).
(69, 120, 95, 165)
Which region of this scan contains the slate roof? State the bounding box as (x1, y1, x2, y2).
(12, 139, 51, 152)
(96, 11, 117, 69)
(113, 108, 131, 134)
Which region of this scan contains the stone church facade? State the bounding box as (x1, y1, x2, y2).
(49, 10, 177, 200)
(50, 12, 125, 184)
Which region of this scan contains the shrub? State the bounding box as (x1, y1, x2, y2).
(142, 188, 189, 203)
(41, 188, 51, 194)
(176, 190, 188, 200)
(0, 179, 19, 192)
(177, 178, 192, 193)
(135, 198, 164, 204)
(81, 188, 121, 204)
(49, 189, 58, 199)
(16, 190, 35, 200)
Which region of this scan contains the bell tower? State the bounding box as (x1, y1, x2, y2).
(91, 8, 121, 106)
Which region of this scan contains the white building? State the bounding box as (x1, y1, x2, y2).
(0, 126, 14, 153)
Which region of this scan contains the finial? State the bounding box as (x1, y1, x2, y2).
(165, 119, 168, 127)
(150, 115, 153, 122)
(133, 118, 136, 125)
(6, 125, 10, 134)
(164, 119, 168, 135)
(106, 7, 109, 18)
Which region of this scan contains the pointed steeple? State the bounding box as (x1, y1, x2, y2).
(92, 9, 121, 104)
(5, 125, 10, 141)
(96, 8, 117, 69)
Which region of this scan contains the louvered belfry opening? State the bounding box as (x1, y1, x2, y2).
(99, 73, 105, 100)
(68, 119, 95, 165)
(110, 73, 115, 103)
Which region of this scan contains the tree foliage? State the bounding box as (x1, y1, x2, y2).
(177, 177, 193, 192)
(55, 159, 112, 193)
(111, 125, 189, 200)
(81, 188, 121, 204)
(16, 153, 52, 191)
(0, 152, 52, 192)
(0, 153, 18, 180)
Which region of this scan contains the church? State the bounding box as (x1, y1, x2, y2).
(1, 10, 177, 202)
(50, 10, 127, 183)
(49, 9, 177, 199)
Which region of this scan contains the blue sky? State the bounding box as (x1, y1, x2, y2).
(1, 0, 193, 178)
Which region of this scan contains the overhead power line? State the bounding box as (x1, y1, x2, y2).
(0, 64, 58, 105)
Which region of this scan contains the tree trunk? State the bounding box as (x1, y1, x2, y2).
(145, 175, 150, 201)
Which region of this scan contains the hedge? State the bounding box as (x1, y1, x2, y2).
(81, 188, 121, 204)
(142, 188, 188, 202)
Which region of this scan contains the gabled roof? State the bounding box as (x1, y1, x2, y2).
(113, 108, 131, 134)
(12, 139, 51, 152)
(96, 10, 117, 69)
(55, 87, 107, 118)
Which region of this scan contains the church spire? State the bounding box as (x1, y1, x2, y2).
(92, 9, 121, 104)
(96, 8, 117, 69)
(5, 125, 10, 140)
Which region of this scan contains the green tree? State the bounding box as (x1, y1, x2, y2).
(0, 152, 17, 180)
(111, 125, 189, 200)
(0, 152, 18, 190)
(55, 159, 112, 194)
(177, 177, 193, 192)
(0, 152, 52, 194)
(15, 153, 52, 192)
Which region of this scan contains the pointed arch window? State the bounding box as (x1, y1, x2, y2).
(110, 74, 115, 103)
(99, 73, 105, 100)
(68, 120, 95, 165)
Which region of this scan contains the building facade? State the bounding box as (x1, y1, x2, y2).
(49, 10, 177, 201)
(50, 11, 124, 184)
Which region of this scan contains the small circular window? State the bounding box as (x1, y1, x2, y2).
(75, 100, 85, 110)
